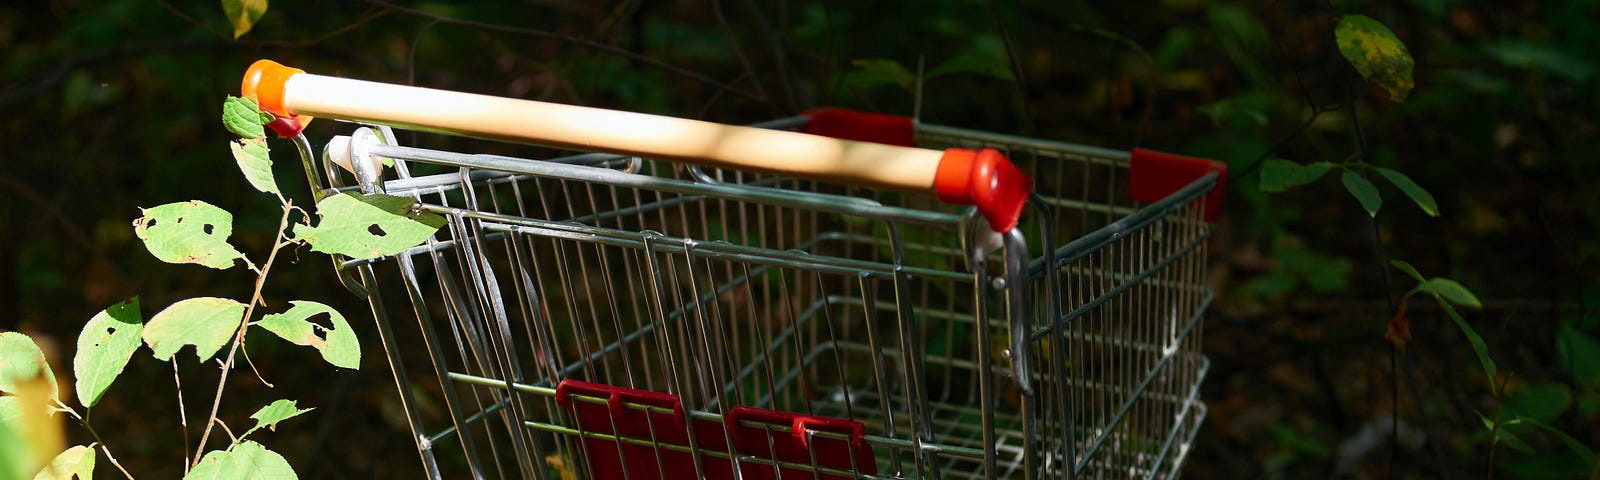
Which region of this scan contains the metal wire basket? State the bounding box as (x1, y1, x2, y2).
(246, 60, 1223, 480)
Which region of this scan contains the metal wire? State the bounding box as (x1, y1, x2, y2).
(314, 118, 1215, 479)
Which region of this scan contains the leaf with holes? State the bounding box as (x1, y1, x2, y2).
(222, 96, 272, 139)
(1334, 15, 1415, 101)
(292, 193, 446, 260)
(0, 332, 56, 399)
(1373, 167, 1438, 217)
(133, 201, 246, 270)
(1259, 160, 1333, 192)
(255, 301, 360, 369)
(74, 298, 143, 408)
(232, 138, 279, 196)
(33, 445, 94, 480)
(241, 400, 313, 441)
(1341, 171, 1383, 217)
(143, 297, 245, 363)
(185, 441, 297, 480)
(221, 0, 269, 39)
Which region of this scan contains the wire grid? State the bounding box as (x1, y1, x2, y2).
(324, 120, 1215, 480)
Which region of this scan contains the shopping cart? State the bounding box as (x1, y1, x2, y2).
(242, 59, 1223, 480)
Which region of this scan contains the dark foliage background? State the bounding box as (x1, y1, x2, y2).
(3, 0, 1597, 478)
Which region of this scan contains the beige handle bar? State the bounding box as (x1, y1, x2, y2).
(242, 60, 1030, 231)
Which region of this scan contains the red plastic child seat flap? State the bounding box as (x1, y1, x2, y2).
(1127, 148, 1228, 221)
(726, 405, 876, 480)
(554, 380, 733, 480)
(801, 108, 917, 147)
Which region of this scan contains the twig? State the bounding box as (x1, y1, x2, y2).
(173, 361, 190, 473)
(712, 0, 777, 115)
(191, 202, 295, 466)
(987, 0, 1034, 135)
(56, 402, 136, 480)
(356, 0, 763, 103)
(214, 418, 239, 446)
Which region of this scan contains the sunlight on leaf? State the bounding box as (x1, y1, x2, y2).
(222, 96, 271, 139)
(231, 138, 279, 197)
(293, 193, 446, 260)
(255, 301, 360, 369)
(133, 201, 247, 270)
(241, 399, 313, 441)
(74, 298, 143, 408)
(220, 0, 269, 39)
(185, 441, 297, 480)
(32, 445, 94, 480)
(1335, 15, 1415, 101)
(142, 297, 245, 363)
(0, 332, 57, 399)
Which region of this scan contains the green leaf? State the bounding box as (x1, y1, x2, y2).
(1341, 171, 1383, 217)
(1389, 260, 1427, 284)
(839, 59, 914, 92)
(185, 441, 297, 480)
(232, 138, 279, 196)
(1514, 416, 1598, 466)
(1504, 381, 1573, 423)
(1259, 160, 1333, 192)
(1372, 167, 1438, 217)
(1484, 41, 1596, 83)
(1334, 15, 1415, 101)
(0, 332, 57, 399)
(1480, 413, 1536, 454)
(33, 445, 94, 480)
(222, 96, 272, 139)
(927, 54, 1014, 81)
(1420, 278, 1482, 308)
(0, 399, 27, 480)
(1557, 324, 1600, 386)
(73, 298, 143, 408)
(220, 0, 269, 39)
(142, 297, 246, 363)
(255, 301, 360, 369)
(133, 201, 247, 270)
(1441, 300, 1496, 381)
(293, 193, 447, 259)
(241, 400, 313, 441)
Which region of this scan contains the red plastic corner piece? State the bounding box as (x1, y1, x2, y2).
(554, 380, 732, 480)
(801, 108, 916, 147)
(726, 406, 875, 480)
(1127, 148, 1228, 221)
(265, 115, 307, 138)
(934, 148, 1033, 232)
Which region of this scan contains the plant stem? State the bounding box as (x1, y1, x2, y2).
(190, 202, 294, 467)
(172, 360, 189, 473)
(57, 402, 136, 480)
(1486, 375, 1510, 480)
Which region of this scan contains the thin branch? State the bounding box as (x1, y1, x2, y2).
(191, 202, 295, 466)
(712, 0, 777, 115)
(56, 402, 136, 480)
(356, 0, 763, 103)
(173, 361, 190, 473)
(214, 418, 239, 446)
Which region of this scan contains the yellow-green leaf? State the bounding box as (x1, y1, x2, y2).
(185, 441, 297, 480)
(255, 301, 360, 369)
(0, 333, 56, 400)
(221, 0, 269, 39)
(132, 201, 247, 270)
(32, 445, 94, 480)
(293, 193, 446, 260)
(1335, 15, 1415, 102)
(1373, 167, 1438, 217)
(241, 399, 313, 440)
(222, 96, 272, 139)
(74, 298, 144, 408)
(143, 297, 246, 363)
(232, 138, 279, 196)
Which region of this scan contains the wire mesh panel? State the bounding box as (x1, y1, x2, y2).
(303, 114, 1217, 480)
